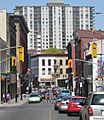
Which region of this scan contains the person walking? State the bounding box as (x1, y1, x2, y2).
(6, 92, 11, 103)
(45, 90, 50, 103)
(45, 89, 53, 103)
(3, 93, 6, 103)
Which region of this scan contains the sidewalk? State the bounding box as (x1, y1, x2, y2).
(0, 94, 28, 107)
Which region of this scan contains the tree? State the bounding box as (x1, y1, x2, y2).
(43, 48, 62, 54)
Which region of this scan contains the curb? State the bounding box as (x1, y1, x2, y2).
(0, 98, 28, 108)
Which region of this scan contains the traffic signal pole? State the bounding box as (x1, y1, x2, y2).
(67, 42, 73, 92)
(17, 47, 24, 100)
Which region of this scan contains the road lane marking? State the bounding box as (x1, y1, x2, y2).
(49, 110, 52, 120)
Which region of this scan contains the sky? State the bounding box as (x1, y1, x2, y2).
(0, 0, 104, 30)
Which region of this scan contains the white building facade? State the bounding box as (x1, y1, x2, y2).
(31, 54, 68, 87)
(14, 0, 95, 53)
(85, 39, 104, 92)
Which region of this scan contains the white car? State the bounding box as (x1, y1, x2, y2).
(58, 96, 72, 113)
(79, 91, 104, 120)
(28, 92, 41, 103)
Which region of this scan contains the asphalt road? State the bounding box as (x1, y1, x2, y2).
(0, 100, 79, 120)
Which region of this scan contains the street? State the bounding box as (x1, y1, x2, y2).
(0, 100, 79, 120)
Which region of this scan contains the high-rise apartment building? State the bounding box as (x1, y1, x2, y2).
(14, 0, 95, 53)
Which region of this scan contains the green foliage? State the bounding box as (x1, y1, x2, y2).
(43, 48, 62, 54)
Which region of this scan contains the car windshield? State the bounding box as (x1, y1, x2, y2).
(92, 94, 104, 105)
(30, 94, 39, 97)
(72, 98, 85, 103)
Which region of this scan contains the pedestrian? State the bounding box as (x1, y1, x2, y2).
(3, 93, 6, 103)
(6, 92, 11, 103)
(45, 89, 53, 103)
(45, 90, 50, 103)
(49, 90, 54, 103)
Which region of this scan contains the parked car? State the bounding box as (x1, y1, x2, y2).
(28, 92, 41, 103)
(79, 91, 104, 120)
(54, 95, 64, 110)
(58, 96, 72, 113)
(67, 96, 86, 116)
(59, 89, 71, 96)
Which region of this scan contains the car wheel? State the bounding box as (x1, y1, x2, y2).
(54, 106, 57, 110)
(79, 115, 83, 120)
(67, 112, 71, 116)
(58, 110, 62, 113)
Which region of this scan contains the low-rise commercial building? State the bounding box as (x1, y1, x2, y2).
(31, 54, 69, 87)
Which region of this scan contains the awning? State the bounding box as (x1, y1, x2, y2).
(40, 78, 54, 82)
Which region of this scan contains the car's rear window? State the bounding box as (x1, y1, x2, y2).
(61, 96, 72, 101)
(92, 94, 104, 105)
(62, 90, 70, 93)
(30, 94, 39, 97)
(72, 98, 85, 103)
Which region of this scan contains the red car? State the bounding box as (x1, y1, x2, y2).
(67, 96, 86, 116)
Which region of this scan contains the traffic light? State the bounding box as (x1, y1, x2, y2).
(68, 59, 72, 68)
(12, 56, 16, 66)
(18, 47, 24, 62)
(92, 43, 97, 58)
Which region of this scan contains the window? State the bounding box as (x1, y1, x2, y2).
(72, 98, 86, 103)
(86, 14, 88, 19)
(60, 68, 63, 74)
(42, 68, 45, 75)
(42, 59, 45, 66)
(48, 59, 51, 66)
(54, 68, 57, 73)
(66, 68, 68, 74)
(54, 59, 57, 64)
(60, 60, 63, 65)
(48, 68, 51, 75)
(66, 60, 68, 65)
(92, 94, 104, 105)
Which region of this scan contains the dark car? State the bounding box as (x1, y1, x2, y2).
(38, 91, 45, 99)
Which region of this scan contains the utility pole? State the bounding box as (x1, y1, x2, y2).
(67, 42, 73, 91)
(18, 47, 24, 100)
(12, 56, 17, 102)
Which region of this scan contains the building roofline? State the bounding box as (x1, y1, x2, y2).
(10, 14, 29, 33)
(31, 54, 68, 58)
(14, 5, 94, 8)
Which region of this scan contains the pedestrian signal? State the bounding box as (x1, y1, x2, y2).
(68, 59, 72, 68)
(12, 56, 16, 66)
